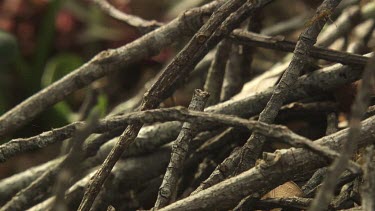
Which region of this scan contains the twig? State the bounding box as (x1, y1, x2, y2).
(0, 162, 63, 211)
(339, 207, 363, 211)
(204, 40, 231, 106)
(0, 121, 180, 207)
(221, 12, 262, 101)
(0, 158, 61, 206)
(331, 180, 357, 210)
(235, 0, 343, 174)
(302, 167, 328, 197)
(78, 1, 274, 210)
(29, 146, 173, 210)
(0, 0, 225, 138)
(0, 123, 180, 204)
(220, 43, 249, 101)
(229, 30, 369, 66)
(181, 157, 218, 197)
(308, 53, 375, 211)
(254, 197, 314, 210)
(3, 107, 351, 167)
(165, 0, 209, 20)
(0, 123, 81, 162)
(0, 53, 370, 163)
(158, 114, 375, 210)
(361, 145, 375, 210)
(317, 1, 375, 47)
(91, 0, 162, 34)
(301, 112, 337, 197)
(347, 19, 375, 54)
(326, 112, 338, 135)
(154, 89, 209, 209)
(0, 112, 100, 211)
(317, 5, 361, 47)
(232, 194, 259, 211)
(191, 147, 241, 194)
(301, 112, 338, 197)
(52, 111, 100, 211)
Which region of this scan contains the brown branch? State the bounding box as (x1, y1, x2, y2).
(361, 145, 375, 210)
(204, 40, 231, 106)
(29, 146, 173, 210)
(254, 197, 314, 210)
(92, 0, 163, 34)
(0, 162, 63, 211)
(221, 12, 262, 101)
(0, 158, 61, 206)
(308, 53, 375, 211)
(0, 113, 100, 211)
(229, 30, 368, 66)
(317, 5, 361, 47)
(51, 111, 100, 211)
(301, 112, 338, 197)
(154, 90, 209, 209)
(236, 0, 343, 174)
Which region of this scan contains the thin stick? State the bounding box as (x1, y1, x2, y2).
(308, 52, 375, 211)
(154, 89, 209, 209)
(91, 0, 162, 34)
(230, 30, 368, 66)
(204, 40, 231, 106)
(361, 145, 375, 210)
(0, 112, 99, 211)
(221, 13, 262, 101)
(51, 111, 100, 211)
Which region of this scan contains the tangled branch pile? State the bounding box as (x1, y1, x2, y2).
(0, 0, 375, 210)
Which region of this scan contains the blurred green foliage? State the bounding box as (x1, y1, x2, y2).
(0, 30, 18, 65)
(0, 0, 124, 138)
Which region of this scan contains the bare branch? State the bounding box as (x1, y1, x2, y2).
(230, 30, 368, 66)
(154, 90, 209, 209)
(91, 0, 162, 33)
(52, 111, 100, 211)
(158, 114, 375, 210)
(204, 40, 231, 106)
(308, 53, 375, 211)
(361, 145, 375, 210)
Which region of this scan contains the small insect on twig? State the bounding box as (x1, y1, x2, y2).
(304, 9, 334, 28)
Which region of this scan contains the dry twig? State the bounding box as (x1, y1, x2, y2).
(308, 53, 375, 211)
(154, 90, 209, 209)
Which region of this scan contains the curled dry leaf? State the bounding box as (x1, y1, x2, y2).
(260, 181, 303, 211)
